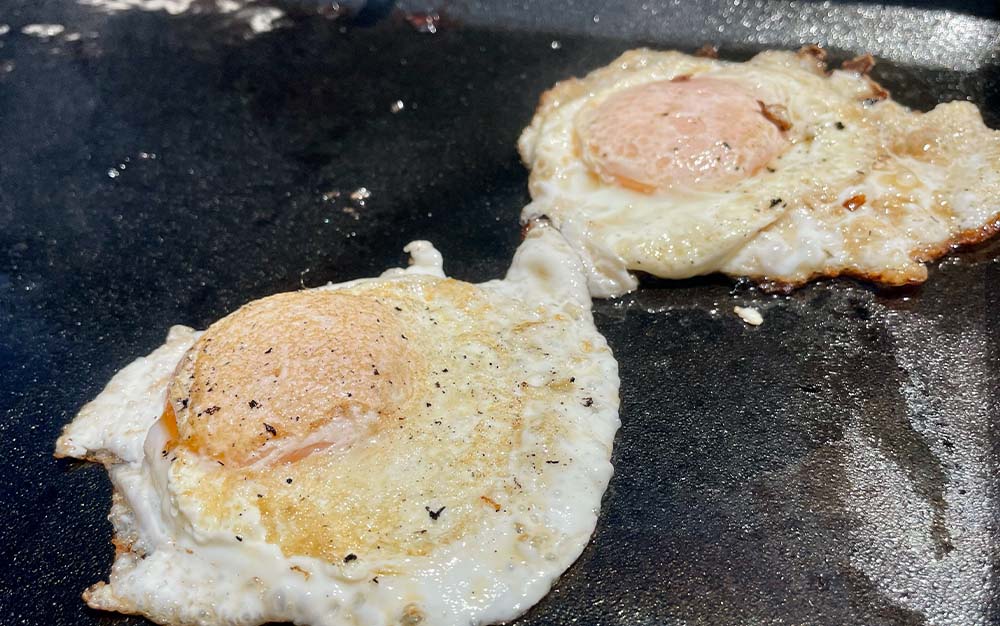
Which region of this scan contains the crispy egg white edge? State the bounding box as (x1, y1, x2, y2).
(55, 225, 621, 626)
(518, 49, 1000, 297)
(720, 101, 1000, 283)
(520, 49, 967, 296)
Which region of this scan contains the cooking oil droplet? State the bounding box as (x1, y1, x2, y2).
(107, 168, 120, 179)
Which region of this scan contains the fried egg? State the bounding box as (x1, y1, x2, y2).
(55, 223, 620, 626)
(519, 47, 1000, 296)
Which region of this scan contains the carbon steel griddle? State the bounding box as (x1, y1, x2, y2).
(1, 1, 998, 624)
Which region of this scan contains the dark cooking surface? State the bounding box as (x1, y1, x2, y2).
(1, 1, 998, 625)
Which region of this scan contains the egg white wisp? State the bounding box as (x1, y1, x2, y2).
(55, 224, 620, 626)
(519, 47, 1000, 296)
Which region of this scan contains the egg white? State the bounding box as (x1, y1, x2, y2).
(56, 225, 620, 626)
(519, 48, 1000, 295)
(721, 99, 1000, 286)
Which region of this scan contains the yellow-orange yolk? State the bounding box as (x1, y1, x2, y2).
(577, 76, 789, 192)
(166, 291, 418, 468)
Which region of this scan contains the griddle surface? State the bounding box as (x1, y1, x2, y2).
(1, 2, 998, 624)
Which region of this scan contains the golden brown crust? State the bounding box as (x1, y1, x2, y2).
(832, 52, 889, 102)
(694, 44, 719, 59)
(796, 44, 829, 73)
(862, 75, 890, 103)
(798, 43, 827, 61)
(740, 211, 1000, 292)
(842, 194, 866, 211)
(81, 583, 104, 606)
(841, 53, 876, 75)
(752, 267, 925, 294)
(758, 101, 792, 132)
(912, 212, 1000, 262)
(111, 535, 133, 558)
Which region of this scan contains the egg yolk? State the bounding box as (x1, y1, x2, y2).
(166, 291, 417, 468)
(577, 76, 789, 192)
